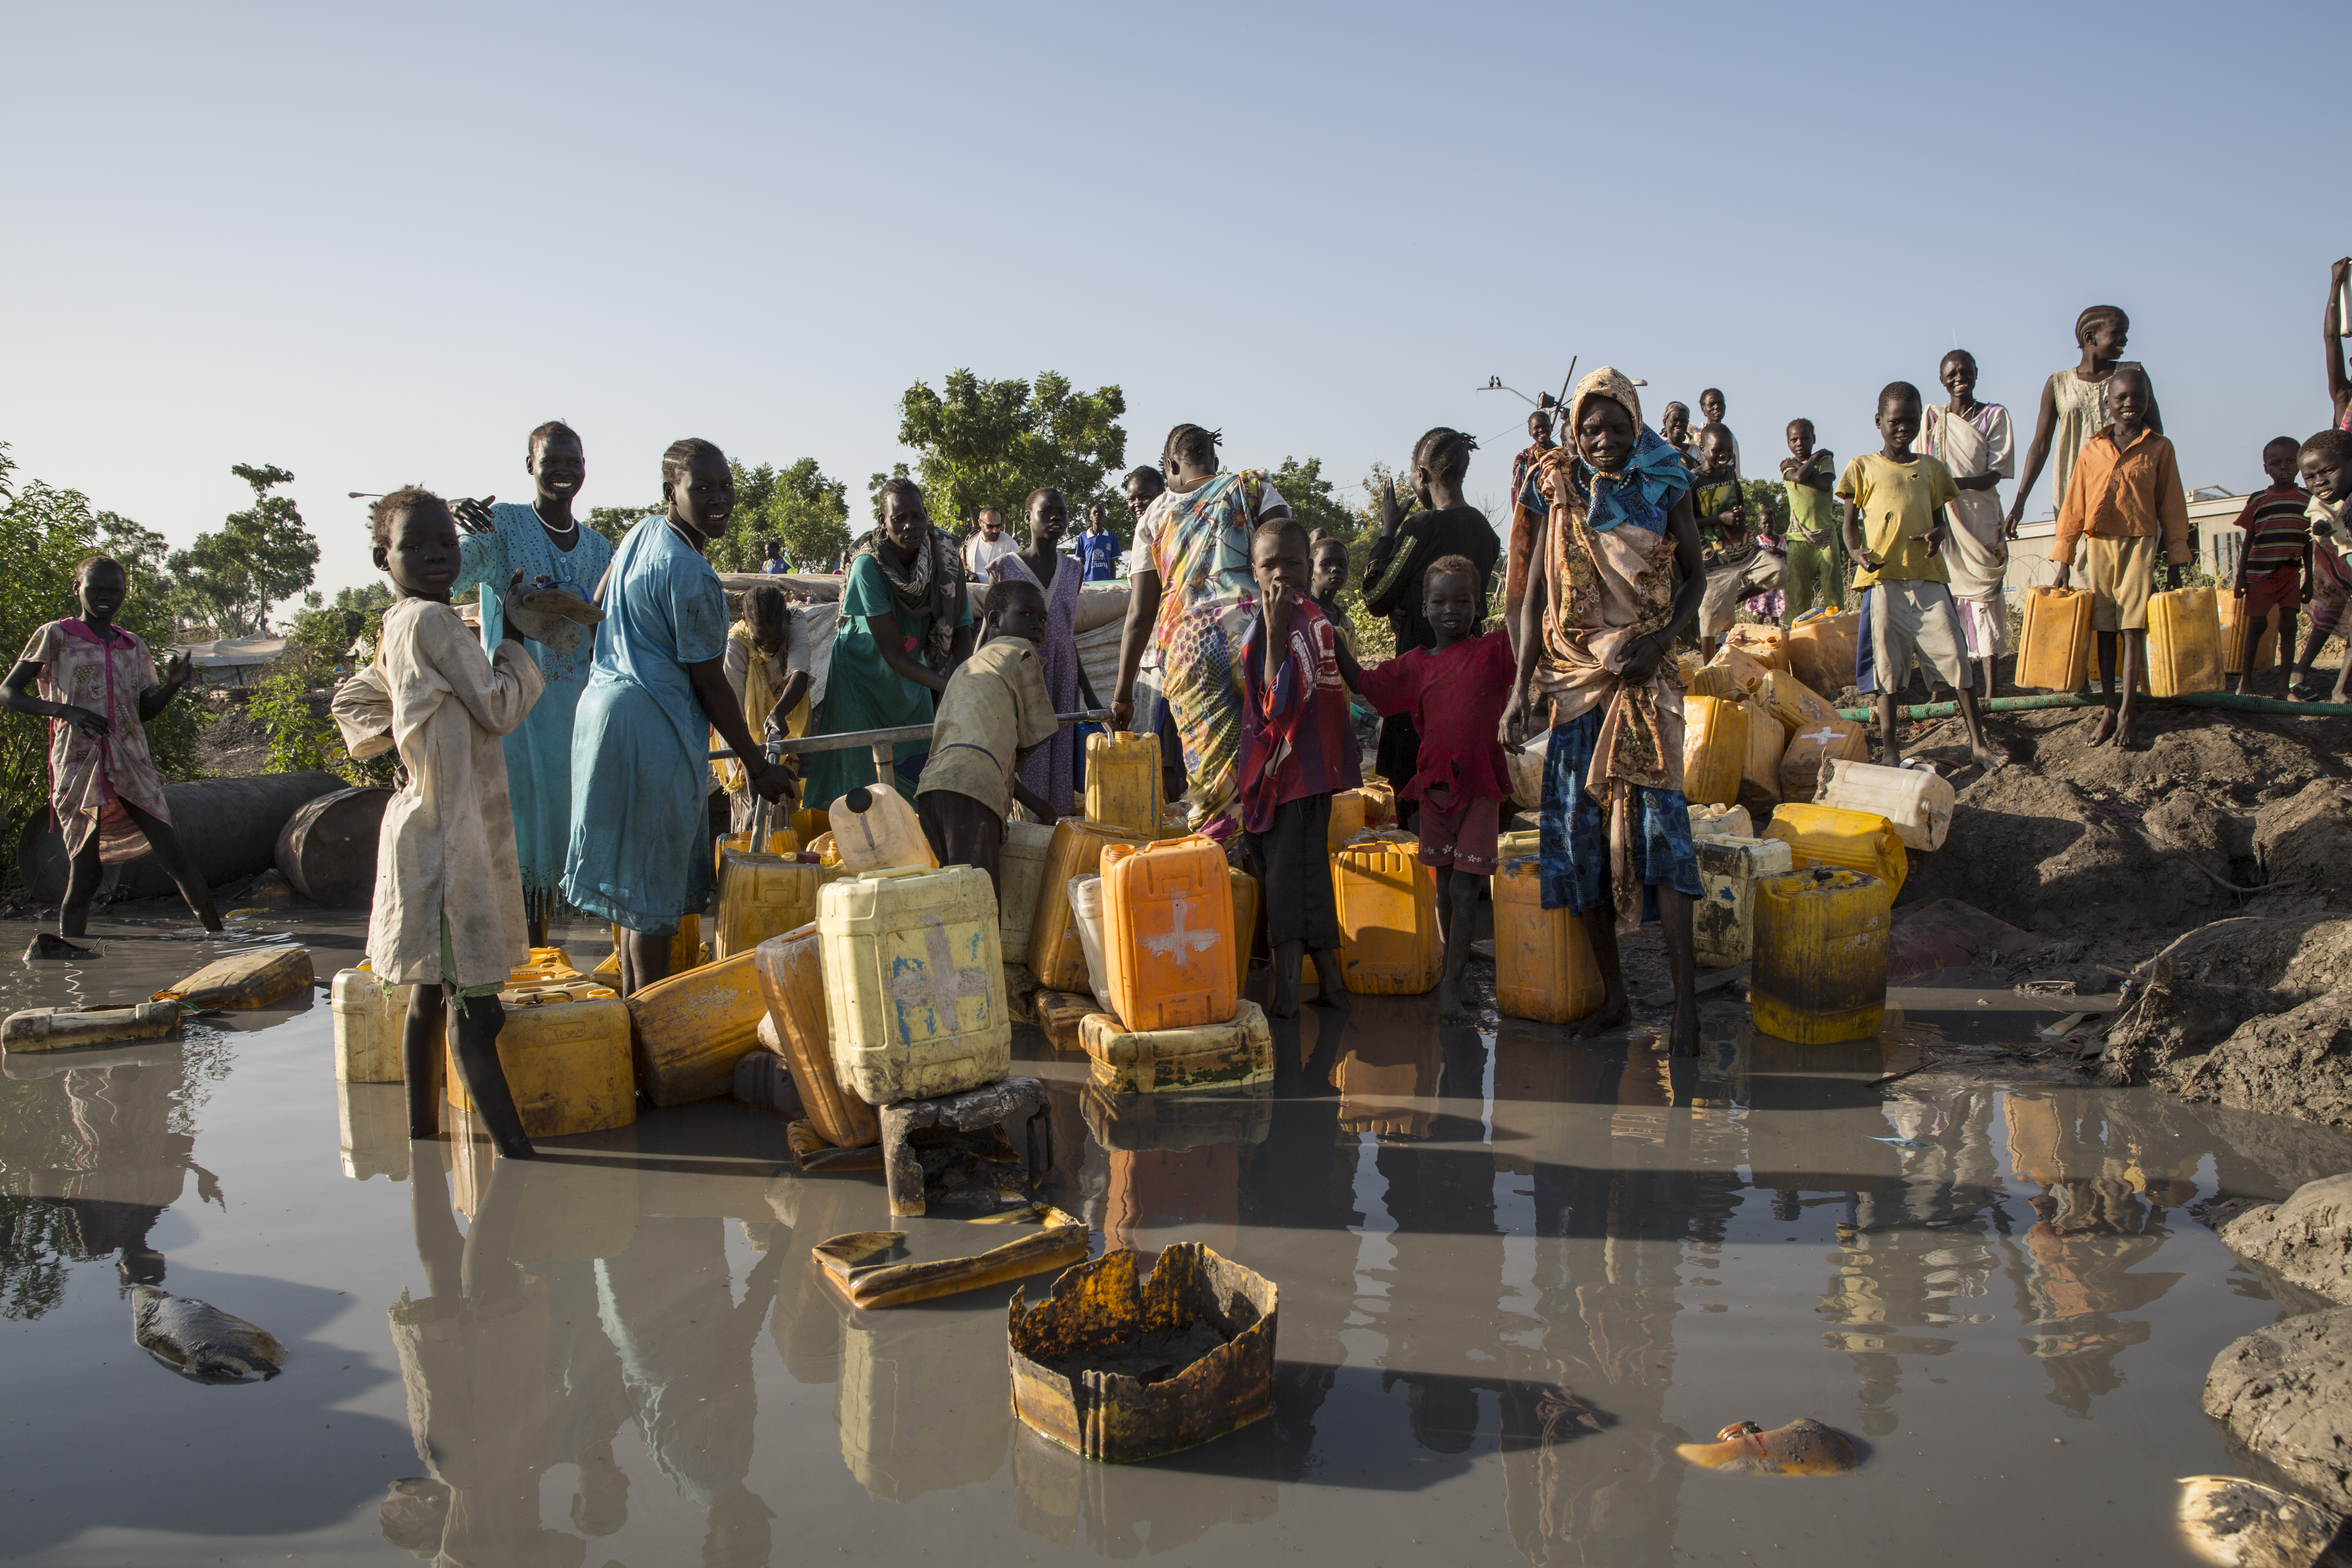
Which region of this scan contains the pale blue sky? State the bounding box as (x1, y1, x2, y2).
(5, 2, 2347, 606)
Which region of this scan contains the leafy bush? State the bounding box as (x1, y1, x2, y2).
(245, 664, 393, 786)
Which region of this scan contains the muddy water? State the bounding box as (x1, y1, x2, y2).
(4, 908, 2348, 1566)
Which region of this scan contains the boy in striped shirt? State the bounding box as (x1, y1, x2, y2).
(2230, 437, 2310, 696)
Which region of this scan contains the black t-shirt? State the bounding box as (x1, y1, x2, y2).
(1363, 505, 1501, 654)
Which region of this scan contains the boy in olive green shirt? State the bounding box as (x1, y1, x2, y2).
(1836, 381, 2001, 772)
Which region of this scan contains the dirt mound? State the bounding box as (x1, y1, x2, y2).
(1889, 703, 2350, 934)
(2162, 990, 2352, 1131)
(2100, 918, 2352, 1084)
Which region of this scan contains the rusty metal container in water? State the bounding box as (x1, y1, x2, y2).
(272, 785, 393, 905)
(1750, 867, 1893, 1044)
(1491, 858, 1605, 1025)
(1007, 1243, 1278, 1462)
(14, 771, 346, 905)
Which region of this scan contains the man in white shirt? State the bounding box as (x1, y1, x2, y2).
(961, 507, 1020, 577)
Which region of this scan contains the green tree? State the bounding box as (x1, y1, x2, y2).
(707, 458, 851, 573)
(585, 506, 648, 548)
(0, 443, 210, 881)
(895, 370, 1126, 529)
(169, 463, 320, 637)
(287, 581, 393, 668)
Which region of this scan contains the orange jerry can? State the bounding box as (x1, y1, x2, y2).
(2016, 586, 2094, 690)
(1027, 818, 1153, 993)
(750, 924, 880, 1149)
(1786, 610, 1861, 696)
(1098, 836, 1238, 1033)
(1229, 867, 1260, 996)
(1329, 837, 1440, 995)
(1492, 858, 1606, 1024)
(1737, 697, 1785, 810)
(1681, 696, 1747, 809)
(1722, 624, 1790, 673)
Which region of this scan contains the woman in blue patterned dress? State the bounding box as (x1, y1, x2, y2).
(450, 421, 614, 944)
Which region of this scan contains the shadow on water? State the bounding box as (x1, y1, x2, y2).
(9, 909, 2352, 1564)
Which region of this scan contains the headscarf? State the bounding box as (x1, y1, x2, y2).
(1560, 368, 1694, 533)
(851, 523, 965, 664)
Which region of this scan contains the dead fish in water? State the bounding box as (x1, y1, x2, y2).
(131, 1285, 284, 1383)
(2177, 1475, 2352, 1568)
(1676, 1418, 1858, 1476)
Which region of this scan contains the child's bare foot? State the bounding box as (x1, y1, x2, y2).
(24, 932, 97, 961)
(1437, 979, 1470, 1021)
(1668, 998, 1700, 1058)
(2088, 707, 2118, 746)
(2115, 710, 2143, 749)
(1572, 985, 1630, 1038)
(1971, 743, 2005, 773)
(1269, 956, 1301, 1020)
(1308, 950, 1350, 1012)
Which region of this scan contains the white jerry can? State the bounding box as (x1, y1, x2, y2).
(1692, 835, 1795, 970)
(817, 864, 1011, 1106)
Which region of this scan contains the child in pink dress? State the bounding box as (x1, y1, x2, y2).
(2, 557, 220, 956)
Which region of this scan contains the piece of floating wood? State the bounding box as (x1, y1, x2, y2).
(815, 1206, 1087, 1309)
(1676, 1417, 1859, 1476)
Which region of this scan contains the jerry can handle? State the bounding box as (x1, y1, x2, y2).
(858, 864, 933, 882)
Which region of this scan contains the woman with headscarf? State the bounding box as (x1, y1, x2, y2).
(1500, 368, 1708, 1057)
(799, 477, 974, 811)
(1108, 424, 1291, 842)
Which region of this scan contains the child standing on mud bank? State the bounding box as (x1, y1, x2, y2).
(350, 487, 545, 1160)
(2229, 437, 2312, 697)
(2, 557, 220, 957)
(2049, 367, 2189, 748)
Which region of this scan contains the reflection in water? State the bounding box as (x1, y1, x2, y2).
(0, 1039, 225, 1313)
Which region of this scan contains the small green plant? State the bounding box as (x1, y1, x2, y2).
(247, 664, 392, 786)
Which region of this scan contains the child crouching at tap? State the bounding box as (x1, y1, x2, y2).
(1500, 367, 1704, 1054)
(1240, 518, 1363, 1018)
(339, 487, 545, 1159)
(914, 577, 1060, 898)
(1352, 554, 1515, 1021)
(2300, 430, 2352, 703)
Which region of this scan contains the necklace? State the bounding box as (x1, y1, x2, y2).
(532, 502, 579, 543)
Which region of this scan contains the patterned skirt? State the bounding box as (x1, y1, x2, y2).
(1537, 707, 1702, 920)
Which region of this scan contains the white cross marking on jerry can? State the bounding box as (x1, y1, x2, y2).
(889, 915, 991, 1042)
(1138, 894, 1220, 967)
(1799, 725, 1839, 746)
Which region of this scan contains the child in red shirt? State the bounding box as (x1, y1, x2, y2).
(1352, 554, 1517, 1020)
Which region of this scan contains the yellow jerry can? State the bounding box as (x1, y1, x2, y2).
(2221, 590, 2279, 674)
(1098, 835, 1238, 1034)
(446, 988, 637, 1137)
(997, 820, 1058, 967)
(750, 924, 880, 1150)
(1681, 696, 1747, 809)
(818, 864, 1010, 1105)
(1738, 697, 1785, 810)
(829, 782, 938, 874)
(1686, 663, 1748, 700)
(1329, 837, 1440, 996)
(1084, 730, 1165, 834)
(1722, 623, 1790, 672)
(1786, 610, 1861, 697)
(1027, 818, 1152, 993)
(713, 848, 851, 960)
(2017, 586, 2094, 691)
(1078, 998, 1273, 1094)
(1492, 857, 1606, 1025)
(1692, 835, 1795, 970)
(0, 1001, 185, 1054)
(331, 967, 411, 1082)
(1229, 866, 1260, 997)
(1751, 867, 1893, 1044)
(1777, 717, 1869, 800)
(2145, 585, 2226, 697)
(1688, 803, 1753, 841)
(1754, 668, 1839, 734)
(1762, 802, 1908, 894)
(158, 945, 313, 1008)
(715, 826, 798, 871)
(624, 950, 767, 1106)
(792, 805, 832, 847)
(1325, 787, 1369, 848)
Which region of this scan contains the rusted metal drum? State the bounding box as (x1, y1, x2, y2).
(13, 772, 345, 906)
(273, 785, 393, 905)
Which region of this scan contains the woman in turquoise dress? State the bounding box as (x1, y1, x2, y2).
(563, 440, 791, 995)
(800, 477, 974, 810)
(450, 420, 613, 943)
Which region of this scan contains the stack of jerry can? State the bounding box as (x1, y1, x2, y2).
(1078, 835, 1272, 1093)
